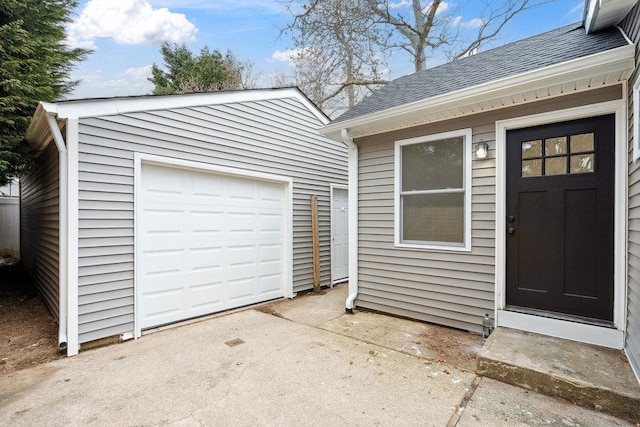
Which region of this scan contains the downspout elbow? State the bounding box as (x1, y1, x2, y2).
(341, 129, 358, 314)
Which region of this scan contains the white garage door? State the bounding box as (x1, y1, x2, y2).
(138, 163, 287, 330)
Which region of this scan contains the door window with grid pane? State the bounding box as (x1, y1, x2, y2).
(395, 129, 472, 250)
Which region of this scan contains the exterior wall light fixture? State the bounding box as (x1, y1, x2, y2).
(474, 141, 489, 159)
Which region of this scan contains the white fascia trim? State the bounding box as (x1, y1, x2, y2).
(330, 183, 349, 286)
(132, 153, 295, 337)
(583, 0, 599, 34)
(44, 88, 330, 124)
(321, 45, 635, 140)
(65, 118, 80, 356)
(494, 100, 627, 340)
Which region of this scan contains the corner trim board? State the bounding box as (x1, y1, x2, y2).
(66, 118, 80, 356)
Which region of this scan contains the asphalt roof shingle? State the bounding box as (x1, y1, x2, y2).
(334, 23, 629, 123)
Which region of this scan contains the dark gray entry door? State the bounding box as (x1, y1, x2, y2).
(506, 114, 615, 323)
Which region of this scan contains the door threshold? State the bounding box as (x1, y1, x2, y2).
(497, 309, 623, 349)
(505, 305, 614, 328)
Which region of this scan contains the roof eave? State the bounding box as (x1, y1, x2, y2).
(584, 0, 637, 34)
(320, 44, 635, 141)
(44, 87, 329, 124)
(25, 102, 60, 152)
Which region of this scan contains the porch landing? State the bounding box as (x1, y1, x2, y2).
(477, 327, 640, 423)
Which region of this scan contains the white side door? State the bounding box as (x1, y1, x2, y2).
(331, 187, 349, 283)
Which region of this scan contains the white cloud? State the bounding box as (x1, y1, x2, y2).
(386, 1, 449, 13)
(69, 67, 154, 99)
(148, 0, 288, 14)
(125, 65, 153, 80)
(66, 0, 197, 49)
(389, 0, 412, 8)
(422, 1, 449, 15)
(270, 49, 306, 67)
(461, 18, 484, 29)
(568, 2, 583, 17)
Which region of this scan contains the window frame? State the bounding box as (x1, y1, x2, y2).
(394, 128, 473, 251)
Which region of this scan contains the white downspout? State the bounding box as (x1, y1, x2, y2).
(341, 129, 358, 313)
(45, 114, 68, 351)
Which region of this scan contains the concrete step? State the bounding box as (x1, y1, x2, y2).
(477, 327, 640, 424)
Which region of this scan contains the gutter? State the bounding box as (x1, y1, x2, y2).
(45, 113, 68, 351)
(322, 44, 635, 140)
(341, 129, 359, 313)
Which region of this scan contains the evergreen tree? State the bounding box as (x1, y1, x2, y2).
(149, 43, 248, 95)
(0, 0, 89, 185)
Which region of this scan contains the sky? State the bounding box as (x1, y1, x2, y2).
(65, 0, 585, 100)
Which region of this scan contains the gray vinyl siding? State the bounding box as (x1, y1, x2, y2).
(20, 141, 60, 320)
(75, 96, 347, 343)
(621, 3, 640, 380)
(355, 85, 623, 333)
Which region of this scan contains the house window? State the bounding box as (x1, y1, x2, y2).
(634, 77, 640, 162)
(395, 129, 472, 251)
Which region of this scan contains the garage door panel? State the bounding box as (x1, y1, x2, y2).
(141, 252, 183, 276)
(260, 184, 285, 202)
(260, 244, 282, 262)
(189, 282, 223, 307)
(190, 211, 224, 232)
(189, 247, 224, 271)
(227, 276, 257, 301)
(260, 274, 283, 294)
(228, 179, 256, 199)
(138, 163, 287, 330)
(227, 212, 257, 233)
(142, 288, 183, 317)
(190, 173, 224, 198)
(226, 245, 256, 267)
(141, 210, 185, 234)
(260, 214, 283, 232)
(143, 165, 184, 193)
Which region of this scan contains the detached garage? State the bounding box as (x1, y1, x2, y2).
(23, 88, 348, 355)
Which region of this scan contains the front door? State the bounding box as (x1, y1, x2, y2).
(506, 114, 615, 323)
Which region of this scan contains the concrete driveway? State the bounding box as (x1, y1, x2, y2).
(0, 284, 631, 426)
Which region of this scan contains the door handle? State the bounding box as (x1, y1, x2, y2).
(507, 226, 516, 235)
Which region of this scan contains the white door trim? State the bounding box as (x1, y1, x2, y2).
(133, 153, 294, 338)
(495, 99, 627, 349)
(330, 184, 349, 285)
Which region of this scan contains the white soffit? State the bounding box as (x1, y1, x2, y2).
(321, 45, 635, 140)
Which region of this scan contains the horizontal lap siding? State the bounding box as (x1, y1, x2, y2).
(21, 142, 60, 320)
(621, 5, 640, 380)
(76, 97, 347, 343)
(354, 86, 623, 333)
(357, 131, 495, 334)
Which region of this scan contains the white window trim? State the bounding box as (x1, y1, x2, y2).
(394, 128, 473, 252)
(633, 77, 640, 162)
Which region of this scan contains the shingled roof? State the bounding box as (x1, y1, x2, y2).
(333, 23, 629, 124)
